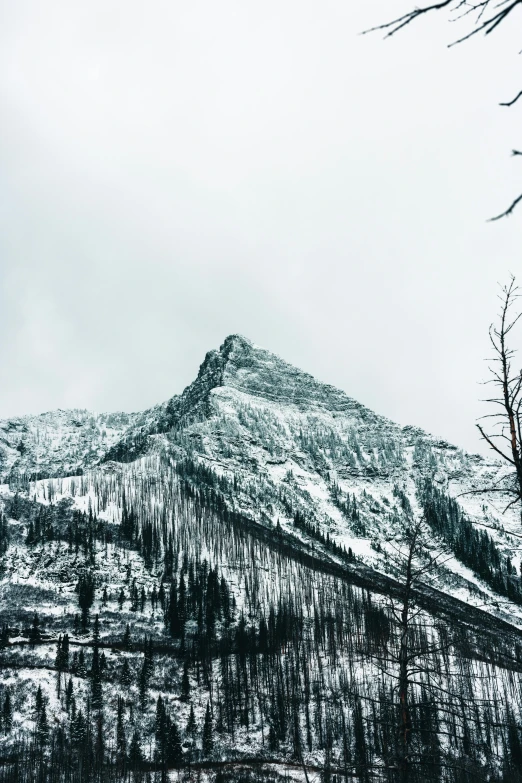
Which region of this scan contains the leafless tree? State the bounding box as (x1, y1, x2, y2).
(364, 0, 522, 220)
(375, 517, 455, 782)
(477, 275, 522, 517)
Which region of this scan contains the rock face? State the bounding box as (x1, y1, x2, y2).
(196, 334, 372, 412)
(168, 333, 382, 419)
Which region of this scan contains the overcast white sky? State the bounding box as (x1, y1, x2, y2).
(0, 0, 520, 455)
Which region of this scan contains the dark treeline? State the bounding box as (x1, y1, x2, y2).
(420, 480, 522, 605)
(1, 458, 522, 782)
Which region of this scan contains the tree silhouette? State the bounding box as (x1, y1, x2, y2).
(476, 277, 522, 517)
(365, 0, 522, 219)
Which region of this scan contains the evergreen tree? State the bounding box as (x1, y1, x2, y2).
(186, 704, 196, 737)
(78, 648, 86, 677)
(167, 720, 183, 765)
(202, 701, 214, 756)
(158, 583, 166, 611)
(129, 729, 143, 767)
(91, 644, 103, 710)
(121, 657, 132, 687)
(55, 633, 70, 694)
(116, 695, 127, 762)
(29, 613, 40, 644)
(95, 712, 105, 767)
(35, 685, 43, 716)
(65, 678, 74, 713)
(155, 695, 165, 742)
(180, 660, 190, 702)
(77, 572, 95, 628)
(37, 704, 49, 745)
(2, 691, 12, 734)
(72, 708, 87, 746)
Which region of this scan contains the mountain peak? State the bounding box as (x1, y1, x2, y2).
(94, 333, 395, 467)
(219, 334, 254, 353)
(191, 335, 375, 420)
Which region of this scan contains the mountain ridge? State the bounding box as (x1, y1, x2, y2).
(0, 334, 402, 479)
(0, 334, 485, 478)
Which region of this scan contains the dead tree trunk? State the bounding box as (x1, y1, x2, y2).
(477, 276, 522, 519)
(397, 523, 419, 783)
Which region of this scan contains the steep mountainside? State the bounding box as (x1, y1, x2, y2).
(1, 335, 522, 783)
(99, 335, 521, 625)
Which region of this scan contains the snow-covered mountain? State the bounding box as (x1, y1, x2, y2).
(1, 335, 522, 782)
(4, 334, 517, 621)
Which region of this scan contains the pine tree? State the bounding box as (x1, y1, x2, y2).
(129, 729, 143, 768)
(55, 633, 70, 695)
(158, 582, 166, 611)
(72, 709, 86, 746)
(91, 643, 103, 710)
(144, 636, 154, 678)
(130, 578, 139, 611)
(139, 659, 148, 708)
(78, 648, 86, 677)
(167, 720, 183, 765)
(202, 701, 214, 756)
(95, 712, 105, 767)
(116, 696, 127, 762)
(181, 660, 190, 702)
(77, 572, 95, 628)
(29, 613, 40, 644)
(186, 704, 196, 737)
(167, 580, 180, 637)
(121, 658, 132, 687)
(37, 704, 49, 745)
(93, 614, 100, 644)
(65, 678, 74, 713)
(2, 692, 12, 734)
(26, 520, 35, 546)
(155, 694, 165, 741)
(35, 685, 43, 716)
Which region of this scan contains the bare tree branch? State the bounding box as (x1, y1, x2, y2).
(501, 90, 522, 108)
(364, 2, 522, 219)
(488, 192, 522, 221)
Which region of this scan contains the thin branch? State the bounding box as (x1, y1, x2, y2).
(476, 423, 515, 463)
(489, 192, 522, 221)
(362, 0, 455, 38)
(500, 89, 522, 107)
